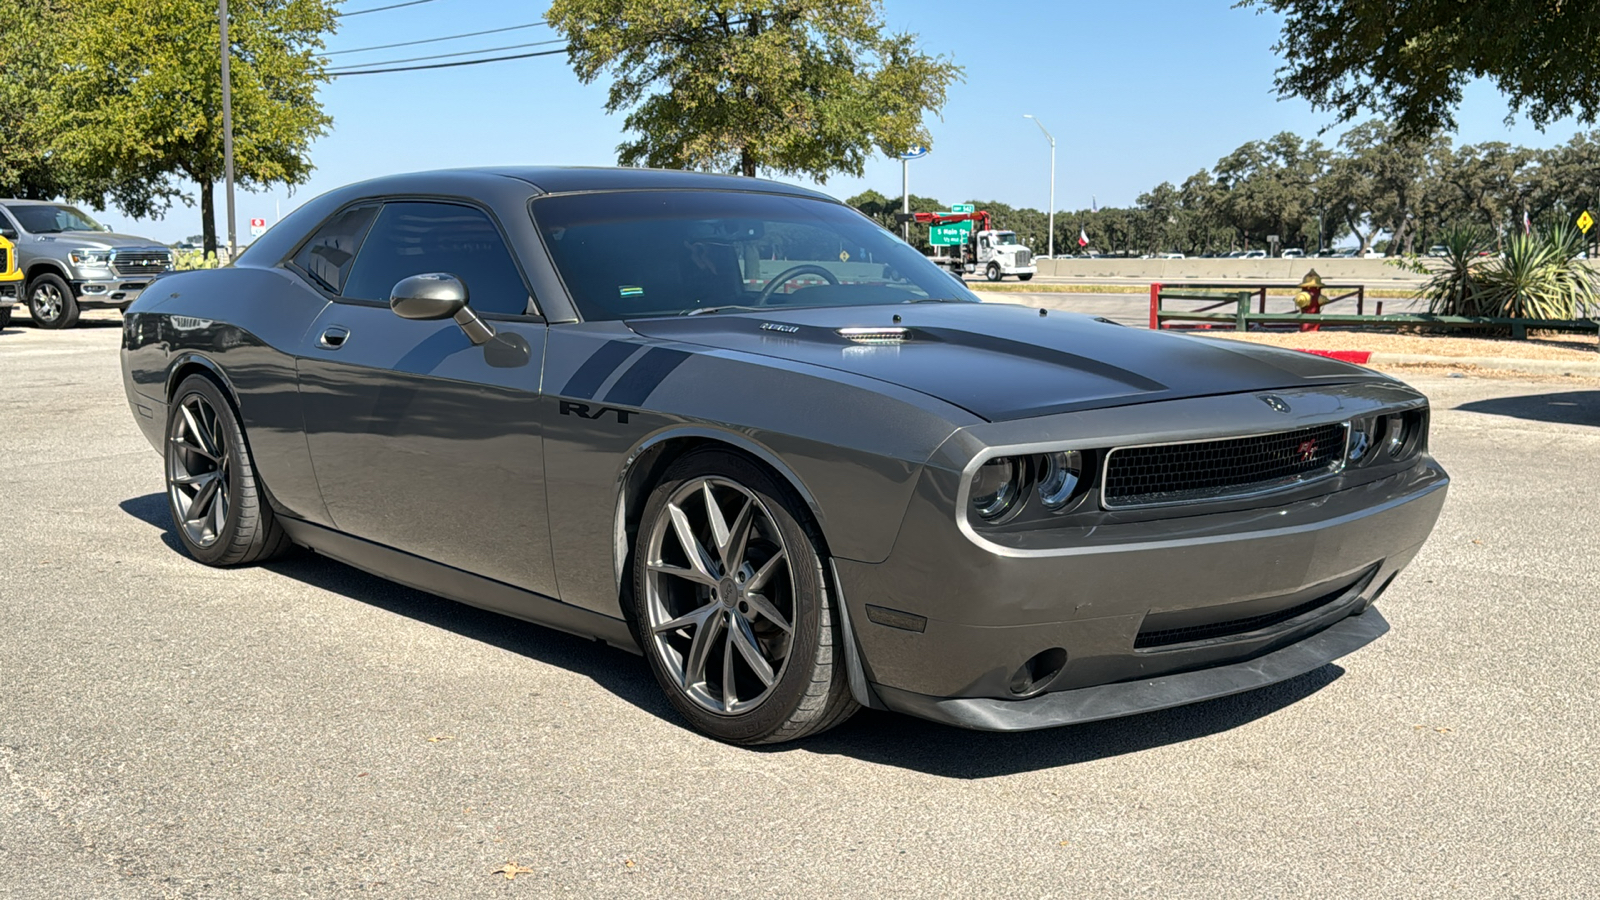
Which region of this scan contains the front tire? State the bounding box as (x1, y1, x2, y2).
(165, 375, 291, 566)
(27, 273, 79, 329)
(631, 449, 858, 744)
(1018, 273, 1034, 282)
(986, 263, 1002, 282)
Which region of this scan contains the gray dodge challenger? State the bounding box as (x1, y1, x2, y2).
(120, 167, 1448, 744)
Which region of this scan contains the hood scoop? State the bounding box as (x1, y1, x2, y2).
(838, 326, 911, 345)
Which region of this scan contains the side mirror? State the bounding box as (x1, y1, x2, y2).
(389, 273, 494, 345)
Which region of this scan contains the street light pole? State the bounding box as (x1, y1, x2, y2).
(219, 0, 237, 259)
(1024, 114, 1056, 258)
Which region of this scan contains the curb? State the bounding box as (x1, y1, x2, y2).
(1361, 352, 1600, 378)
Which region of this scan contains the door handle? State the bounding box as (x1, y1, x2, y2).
(318, 326, 349, 349)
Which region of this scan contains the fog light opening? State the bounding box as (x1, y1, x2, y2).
(1008, 647, 1068, 698)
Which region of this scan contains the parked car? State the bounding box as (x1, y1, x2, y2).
(1281, 248, 1306, 259)
(1425, 245, 1449, 258)
(1155, 251, 1185, 259)
(0, 200, 174, 328)
(1240, 249, 1268, 259)
(120, 167, 1449, 744)
(0, 234, 20, 330)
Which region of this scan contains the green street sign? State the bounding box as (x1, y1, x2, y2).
(950, 203, 975, 214)
(929, 224, 971, 246)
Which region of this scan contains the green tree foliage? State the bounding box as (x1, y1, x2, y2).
(545, 0, 960, 179)
(848, 123, 1599, 260)
(0, 0, 86, 200)
(46, 0, 336, 253)
(1246, 0, 1600, 135)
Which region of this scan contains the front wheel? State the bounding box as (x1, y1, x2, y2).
(1018, 273, 1034, 282)
(631, 449, 858, 744)
(986, 263, 1002, 282)
(165, 375, 291, 566)
(27, 273, 79, 329)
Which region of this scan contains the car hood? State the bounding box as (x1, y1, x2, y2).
(31, 232, 168, 249)
(626, 302, 1386, 422)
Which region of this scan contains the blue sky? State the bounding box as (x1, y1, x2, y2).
(100, 0, 1589, 242)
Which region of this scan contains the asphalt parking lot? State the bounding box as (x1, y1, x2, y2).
(2, 315, 1597, 898)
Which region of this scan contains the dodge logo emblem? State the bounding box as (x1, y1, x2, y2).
(1259, 394, 1291, 414)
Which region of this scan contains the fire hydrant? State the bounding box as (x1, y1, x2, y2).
(1294, 269, 1323, 332)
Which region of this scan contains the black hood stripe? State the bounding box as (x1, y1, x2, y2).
(605, 347, 691, 406)
(915, 327, 1167, 393)
(561, 339, 639, 399)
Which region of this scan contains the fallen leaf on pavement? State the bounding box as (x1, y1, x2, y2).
(493, 862, 533, 880)
(426, 734, 454, 743)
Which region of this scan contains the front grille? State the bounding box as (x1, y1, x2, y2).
(1134, 582, 1352, 649)
(1103, 422, 1346, 509)
(110, 249, 172, 276)
(1, 247, 9, 273)
(1015, 249, 1032, 266)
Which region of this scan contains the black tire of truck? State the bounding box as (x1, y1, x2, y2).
(986, 263, 1002, 282)
(27, 273, 81, 329)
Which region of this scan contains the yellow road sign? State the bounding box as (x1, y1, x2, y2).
(1578, 210, 1594, 234)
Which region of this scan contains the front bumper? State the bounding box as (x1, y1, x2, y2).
(74, 276, 154, 308)
(874, 607, 1389, 731)
(832, 383, 1448, 730)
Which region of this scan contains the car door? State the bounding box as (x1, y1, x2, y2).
(295, 200, 558, 599)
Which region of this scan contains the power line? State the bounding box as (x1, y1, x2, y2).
(325, 21, 548, 56)
(328, 46, 567, 77)
(337, 0, 440, 18)
(326, 38, 565, 72)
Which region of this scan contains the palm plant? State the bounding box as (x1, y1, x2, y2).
(1421, 224, 1491, 315)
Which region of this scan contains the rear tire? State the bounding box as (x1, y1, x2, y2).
(631, 448, 858, 744)
(27, 273, 79, 329)
(164, 375, 291, 566)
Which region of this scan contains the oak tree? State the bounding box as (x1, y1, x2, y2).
(545, 0, 960, 180)
(48, 0, 336, 253)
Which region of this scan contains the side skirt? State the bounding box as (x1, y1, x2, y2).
(278, 517, 641, 654)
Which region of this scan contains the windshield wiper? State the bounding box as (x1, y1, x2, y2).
(682, 304, 765, 316)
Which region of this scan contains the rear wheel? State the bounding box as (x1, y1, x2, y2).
(27, 273, 79, 329)
(165, 375, 291, 566)
(631, 449, 857, 744)
(986, 262, 1002, 282)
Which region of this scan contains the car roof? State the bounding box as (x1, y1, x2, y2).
(0, 199, 76, 206)
(324, 166, 837, 203)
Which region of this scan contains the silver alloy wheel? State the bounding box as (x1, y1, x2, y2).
(30, 282, 63, 320)
(644, 476, 796, 715)
(166, 393, 232, 548)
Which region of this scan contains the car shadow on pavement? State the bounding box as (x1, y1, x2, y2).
(1456, 390, 1600, 426)
(118, 492, 679, 726)
(120, 491, 1347, 771)
(785, 665, 1347, 778)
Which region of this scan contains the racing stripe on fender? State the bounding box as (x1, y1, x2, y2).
(561, 340, 638, 399)
(604, 347, 691, 407)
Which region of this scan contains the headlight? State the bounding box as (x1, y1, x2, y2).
(1036, 450, 1085, 509)
(970, 457, 1022, 520)
(1382, 411, 1424, 461)
(70, 249, 111, 267)
(1347, 417, 1375, 464)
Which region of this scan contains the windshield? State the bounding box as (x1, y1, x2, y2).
(532, 190, 979, 320)
(994, 232, 1019, 245)
(3, 204, 104, 235)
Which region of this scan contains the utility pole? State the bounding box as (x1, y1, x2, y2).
(220, 0, 237, 259)
(1024, 115, 1056, 258)
(902, 157, 910, 243)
